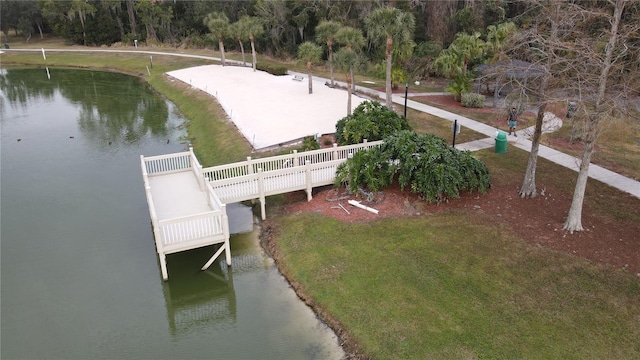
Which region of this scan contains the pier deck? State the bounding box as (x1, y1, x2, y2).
(141, 141, 382, 280)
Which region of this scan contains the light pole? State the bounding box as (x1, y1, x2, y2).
(404, 82, 408, 118)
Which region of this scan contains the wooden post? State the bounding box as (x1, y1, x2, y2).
(190, 147, 205, 191)
(222, 205, 231, 266)
(293, 150, 299, 167)
(159, 253, 168, 281)
(305, 160, 312, 201)
(258, 168, 266, 220)
(332, 143, 338, 160)
(247, 156, 253, 174)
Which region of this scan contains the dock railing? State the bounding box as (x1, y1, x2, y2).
(204, 141, 383, 219)
(202, 140, 382, 184)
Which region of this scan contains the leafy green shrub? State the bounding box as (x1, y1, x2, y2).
(461, 92, 485, 108)
(299, 136, 320, 151)
(335, 130, 490, 203)
(256, 63, 288, 76)
(334, 101, 411, 145)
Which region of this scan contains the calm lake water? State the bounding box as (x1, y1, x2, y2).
(0, 68, 344, 359)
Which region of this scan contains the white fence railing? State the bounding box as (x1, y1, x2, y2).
(207, 141, 383, 220)
(202, 140, 382, 183)
(143, 151, 192, 175)
(157, 210, 226, 253)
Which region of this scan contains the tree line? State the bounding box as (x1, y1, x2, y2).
(2, 1, 514, 62)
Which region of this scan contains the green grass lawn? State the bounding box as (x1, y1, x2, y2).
(408, 108, 488, 143)
(272, 211, 639, 359)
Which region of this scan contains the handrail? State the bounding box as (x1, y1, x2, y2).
(141, 155, 164, 254)
(143, 151, 192, 175)
(205, 181, 225, 211)
(157, 209, 222, 225)
(189, 147, 206, 191)
(202, 140, 382, 182)
(157, 211, 226, 248)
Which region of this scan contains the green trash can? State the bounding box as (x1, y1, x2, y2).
(495, 131, 507, 153)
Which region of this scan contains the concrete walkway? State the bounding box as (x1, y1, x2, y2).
(4, 48, 637, 199)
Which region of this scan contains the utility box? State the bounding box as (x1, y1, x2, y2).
(495, 131, 507, 153)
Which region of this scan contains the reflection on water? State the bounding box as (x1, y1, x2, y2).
(1, 68, 344, 359)
(0, 67, 171, 148)
(227, 202, 256, 234)
(161, 227, 273, 339)
(163, 257, 237, 337)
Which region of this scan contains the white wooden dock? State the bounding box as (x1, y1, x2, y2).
(141, 141, 382, 280)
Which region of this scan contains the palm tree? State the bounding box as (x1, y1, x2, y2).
(297, 42, 323, 94)
(239, 16, 264, 72)
(434, 32, 485, 101)
(335, 26, 365, 94)
(332, 48, 360, 115)
(365, 7, 415, 109)
(204, 12, 229, 66)
(315, 20, 342, 87)
(451, 32, 485, 76)
(486, 22, 516, 60)
(229, 20, 248, 66)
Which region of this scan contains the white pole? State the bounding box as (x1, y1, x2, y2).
(305, 160, 312, 201)
(348, 200, 379, 214)
(41, 48, 46, 60)
(159, 254, 168, 281)
(258, 168, 266, 220)
(46, 67, 50, 79)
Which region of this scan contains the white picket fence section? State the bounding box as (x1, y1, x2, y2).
(203, 140, 383, 219)
(141, 140, 383, 280)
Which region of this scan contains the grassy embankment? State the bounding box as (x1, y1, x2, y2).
(3, 40, 639, 359)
